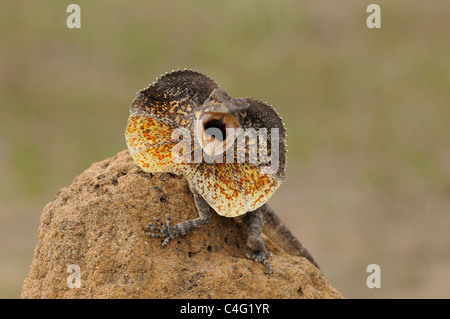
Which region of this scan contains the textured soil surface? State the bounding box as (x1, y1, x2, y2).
(21, 150, 342, 299)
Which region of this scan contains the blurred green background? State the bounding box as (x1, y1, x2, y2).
(1, 0, 449, 298)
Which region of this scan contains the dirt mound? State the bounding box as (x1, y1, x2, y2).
(21, 150, 342, 299)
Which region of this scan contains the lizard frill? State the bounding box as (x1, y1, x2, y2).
(125, 69, 286, 217)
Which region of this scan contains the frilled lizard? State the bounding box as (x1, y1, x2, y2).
(125, 69, 318, 273)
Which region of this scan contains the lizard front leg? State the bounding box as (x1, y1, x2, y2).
(244, 207, 273, 274)
(144, 192, 211, 245)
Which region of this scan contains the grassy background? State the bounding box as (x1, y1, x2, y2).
(1, 0, 449, 298)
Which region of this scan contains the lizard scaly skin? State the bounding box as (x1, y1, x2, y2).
(125, 69, 319, 272)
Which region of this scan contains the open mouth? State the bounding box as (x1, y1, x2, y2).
(195, 112, 241, 156)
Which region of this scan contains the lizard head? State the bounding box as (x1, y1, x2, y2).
(194, 88, 249, 156)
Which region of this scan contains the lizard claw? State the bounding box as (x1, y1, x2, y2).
(246, 250, 273, 274)
(144, 214, 175, 246)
